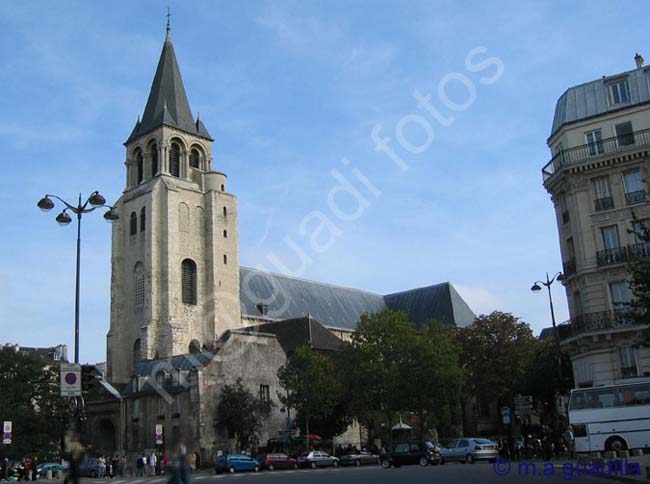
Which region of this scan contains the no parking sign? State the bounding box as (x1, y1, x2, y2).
(60, 363, 81, 397)
(3, 421, 11, 444)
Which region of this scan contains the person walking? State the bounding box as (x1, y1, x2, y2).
(136, 454, 144, 477)
(62, 431, 83, 484)
(148, 453, 157, 477)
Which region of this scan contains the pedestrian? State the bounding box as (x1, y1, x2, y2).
(148, 453, 157, 476)
(111, 456, 119, 478)
(62, 431, 83, 484)
(98, 456, 105, 478)
(136, 454, 144, 477)
(563, 426, 575, 460)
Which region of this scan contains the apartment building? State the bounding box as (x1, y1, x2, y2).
(543, 54, 650, 388)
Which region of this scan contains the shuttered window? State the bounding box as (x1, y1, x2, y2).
(170, 143, 181, 177)
(136, 152, 144, 183)
(140, 207, 146, 232)
(151, 143, 159, 175)
(130, 212, 137, 236)
(189, 149, 200, 169)
(181, 259, 197, 305)
(134, 262, 145, 309)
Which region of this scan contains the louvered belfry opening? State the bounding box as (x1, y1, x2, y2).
(151, 143, 159, 175)
(140, 207, 146, 232)
(189, 149, 200, 169)
(136, 152, 144, 183)
(170, 142, 181, 177)
(181, 258, 197, 305)
(130, 212, 137, 235)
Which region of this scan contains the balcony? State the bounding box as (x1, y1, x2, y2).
(625, 190, 646, 205)
(557, 310, 640, 341)
(563, 257, 576, 276)
(596, 242, 650, 266)
(542, 128, 650, 182)
(594, 196, 615, 212)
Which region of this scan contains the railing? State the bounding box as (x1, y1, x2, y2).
(542, 128, 650, 182)
(594, 196, 615, 212)
(563, 258, 576, 276)
(626, 190, 646, 205)
(596, 242, 650, 266)
(557, 310, 641, 340)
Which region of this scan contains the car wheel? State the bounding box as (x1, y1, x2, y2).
(333, 460, 339, 468)
(311, 462, 317, 469)
(254, 465, 260, 472)
(228, 466, 235, 474)
(419, 456, 429, 467)
(268, 464, 274, 471)
(465, 454, 474, 464)
(381, 459, 391, 469)
(606, 437, 627, 452)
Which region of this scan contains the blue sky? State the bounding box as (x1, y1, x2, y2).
(0, 1, 645, 364)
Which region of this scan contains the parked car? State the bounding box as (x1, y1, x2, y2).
(36, 463, 64, 477)
(440, 438, 499, 464)
(298, 451, 339, 469)
(214, 454, 260, 474)
(256, 453, 299, 471)
(339, 451, 379, 466)
(380, 442, 436, 468)
(78, 459, 101, 478)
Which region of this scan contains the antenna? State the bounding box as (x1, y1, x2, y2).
(166, 5, 171, 35)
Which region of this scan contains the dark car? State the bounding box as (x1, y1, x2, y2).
(257, 453, 299, 471)
(380, 442, 440, 468)
(339, 451, 379, 466)
(78, 459, 101, 478)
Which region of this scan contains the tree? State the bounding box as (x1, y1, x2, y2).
(0, 347, 71, 459)
(625, 213, 650, 345)
(216, 378, 273, 451)
(277, 346, 339, 449)
(455, 311, 540, 407)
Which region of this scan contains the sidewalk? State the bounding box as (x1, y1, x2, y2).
(571, 454, 650, 483)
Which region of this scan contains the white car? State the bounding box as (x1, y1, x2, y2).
(298, 451, 339, 469)
(441, 438, 499, 463)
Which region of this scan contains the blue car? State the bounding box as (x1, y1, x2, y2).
(214, 454, 261, 474)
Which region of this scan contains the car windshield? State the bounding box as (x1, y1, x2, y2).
(473, 439, 493, 444)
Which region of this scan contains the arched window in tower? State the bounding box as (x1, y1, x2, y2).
(189, 149, 200, 169)
(150, 143, 159, 175)
(189, 339, 201, 354)
(181, 259, 197, 305)
(140, 207, 146, 232)
(130, 212, 137, 236)
(136, 152, 144, 184)
(133, 339, 141, 364)
(170, 142, 181, 177)
(134, 262, 145, 310)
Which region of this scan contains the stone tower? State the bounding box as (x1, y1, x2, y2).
(106, 27, 241, 384)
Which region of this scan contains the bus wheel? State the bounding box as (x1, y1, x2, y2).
(605, 437, 626, 452)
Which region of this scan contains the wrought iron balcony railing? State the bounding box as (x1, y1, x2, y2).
(594, 196, 615, 212)
(542, 128, 650, 182)
(625, 190, 646, 205)
(596, 242, 650, 267)
(557, 309, 641, 340)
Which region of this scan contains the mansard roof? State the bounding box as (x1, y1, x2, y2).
(125, 32, 212, 145)
(239, 267, 475, 331)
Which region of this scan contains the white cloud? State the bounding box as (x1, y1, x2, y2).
(454, 284, 502, 316)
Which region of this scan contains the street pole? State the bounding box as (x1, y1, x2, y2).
(74, 194, 82, 364)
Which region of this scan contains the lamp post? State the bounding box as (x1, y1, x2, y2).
(37, 191, 119, 364)
(531, 271, 566, 433)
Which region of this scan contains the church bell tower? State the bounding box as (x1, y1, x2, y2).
(106, 25, 241, 384)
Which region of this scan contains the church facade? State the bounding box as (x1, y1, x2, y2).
(101, 27, 476, 458)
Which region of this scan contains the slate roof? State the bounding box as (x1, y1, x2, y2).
(242, 316, 342, 354)
(125, 32, 212, 144)
(538, 327, 557, 340)
(239, 267, 475, 331)
(551, 64, 650, 138)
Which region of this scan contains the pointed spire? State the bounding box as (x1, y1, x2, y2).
(165, 6, 171, 41)
(125, 24, 213, 144)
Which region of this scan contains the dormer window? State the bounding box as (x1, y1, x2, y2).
(608, 79, 630, 106)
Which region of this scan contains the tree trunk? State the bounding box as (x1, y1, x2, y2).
(305, 414, 310, 452)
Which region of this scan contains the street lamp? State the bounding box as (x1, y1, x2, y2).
(37, 191, 118, 364)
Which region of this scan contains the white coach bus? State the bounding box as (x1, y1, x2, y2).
(568, 381, 650, 452)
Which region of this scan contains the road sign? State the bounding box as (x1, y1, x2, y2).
(501, 406, 511, 417)
(3, 421, 11, 444)
(60, 364, 82, 397)
(514, 395, 533, 405)
(155, 424, 163, 445)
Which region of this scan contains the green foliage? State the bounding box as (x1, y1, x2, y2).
(515, 339, 574, 401)
(216, 377, 274, 451)
(626, 213, 650, 345)
(455, 311, 540, 405)
(0, 348, 71, 459)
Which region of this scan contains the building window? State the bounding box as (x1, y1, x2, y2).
(133, 339, 141, 364)
(608, 79, 630, 106)
(151, 143, 159, 175)
(133, 399, 140, 419)
(181, 259, 197, 305)
(615, 121, 634, 147)
(189, 149, 200, 169)
(257, 303, 268, 315)
(130, 212, 137, 235)
(592, 176, 613, 211)
(223, 254, 227, 265)
(136, 152, 144, 184)
(134, 262, 145, 309)
(223, 206, 227, 217)
(188, 339, 201, 354)
(586, 129, 604, 156)
(172, 395, 181, 418)
(632, 219, 649, 244)
(573, 291, 583, 317)
(223, 229, 227, 238)
(259, 384, 270, 403)
(140, 207, 146, 232)
(170, 143, 181, 177)
(610, 281, 632, 311)
(558, 192, 569, 224)
(220, 184, 225, 191)
(623, 169, 645, 205)
(601, 225, 621, 251)
(619, 347, 638, 378)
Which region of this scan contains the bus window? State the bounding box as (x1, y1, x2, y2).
(634, 385, 650, 405)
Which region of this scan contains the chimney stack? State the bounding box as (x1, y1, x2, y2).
(635, 53, 644, 69)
